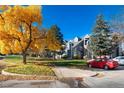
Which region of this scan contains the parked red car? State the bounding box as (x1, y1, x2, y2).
(87, 58, 119, 70)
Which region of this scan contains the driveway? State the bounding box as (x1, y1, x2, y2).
(83, 66, 124, 88)
(53, 67, 97, 78)
(53, 66, 124, 88)
(53, 67, 97, 88)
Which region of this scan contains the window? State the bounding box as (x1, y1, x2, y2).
(96, 58, 102, 62)
(120, 56, 124, 59)
(85, 38, 89, 45)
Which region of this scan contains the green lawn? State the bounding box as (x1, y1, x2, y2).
(28, 58, 87, 66)
(1, 55, 87, 76)
(3, 55, 22, 65)
(3, 55, 87, 66)
(36, 61, 87, 66)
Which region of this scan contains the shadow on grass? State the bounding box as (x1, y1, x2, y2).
(28, 61, 87, 67)
(3, 55, 87, 69)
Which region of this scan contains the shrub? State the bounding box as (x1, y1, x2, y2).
(62, 55, 68, 59)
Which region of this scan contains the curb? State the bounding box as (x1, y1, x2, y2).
(2, 70, 27, 76)
(53, 68, 63, 79)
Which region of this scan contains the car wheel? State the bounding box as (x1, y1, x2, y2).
(88, 64, 92, 68)
(104, 65, 109, 70)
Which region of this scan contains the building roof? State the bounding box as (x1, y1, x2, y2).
(83, 34, 90, 39)
(72, 39, 83, 48)
(65, 34, 90, 49)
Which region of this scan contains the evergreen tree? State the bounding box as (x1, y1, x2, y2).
(89, 14, 115, 58)
(46, 25, 64, 59)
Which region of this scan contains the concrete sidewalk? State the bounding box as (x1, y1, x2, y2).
(53, 67, 97, 78)
(83, 76, 124, 88)
(53, 67, 97, 88)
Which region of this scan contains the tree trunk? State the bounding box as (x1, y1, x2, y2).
(53, 51, 56, 60)
(23, 53, 27, 64)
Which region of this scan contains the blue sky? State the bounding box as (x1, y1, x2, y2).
(42, 5, 123, 40)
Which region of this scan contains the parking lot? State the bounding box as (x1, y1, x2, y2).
(83, 66, 124, 88)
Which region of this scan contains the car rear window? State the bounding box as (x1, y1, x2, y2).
(96, 58, 102, 62)
(95, 58, 109, 62)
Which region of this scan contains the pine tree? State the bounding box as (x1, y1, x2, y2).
(46, 25, 64, 59)
(89, 14, 114, 58)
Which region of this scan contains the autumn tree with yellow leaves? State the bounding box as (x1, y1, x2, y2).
(46, 25, 64, 59)
(0, 5, 44, 64)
